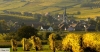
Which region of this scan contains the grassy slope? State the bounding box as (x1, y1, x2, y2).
(0, 0, 100, 18)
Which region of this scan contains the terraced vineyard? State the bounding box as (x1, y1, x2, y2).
(0, 0, 100, 18)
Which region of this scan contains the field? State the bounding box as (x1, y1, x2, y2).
(10, 45, 63, 52)
(0, 0, 100, 18)
(0, 40, 63, 52)
(0, 31, 100, 52)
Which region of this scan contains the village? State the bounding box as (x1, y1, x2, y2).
(1, 8, 100, 33)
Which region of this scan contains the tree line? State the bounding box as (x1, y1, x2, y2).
(3, 10, 33, 17)
(81, 2, 100, 8)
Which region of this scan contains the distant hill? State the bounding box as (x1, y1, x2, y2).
(0, 0, 100, 18)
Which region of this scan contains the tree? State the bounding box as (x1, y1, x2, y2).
(16, 26, 38, 40)
(33, 13, 41, 21)
(48, 33, 56, 52)
(46, 15, 54, 23)
(77, 11, 81, 15)
(40, 15, 47, 22)
(97, 20, 100, 31)
(88, 19, 97, 25)
(20, 22, 26, 27)
(0, 20, 9, 34)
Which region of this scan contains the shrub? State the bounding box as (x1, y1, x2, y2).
(10, 39, 17, 51)
(82, 32, 100, 52)
(21, 38, 32, 51)
(48, 33, 56, 51)
(62, 33, 82, 52)
(29, 36, 42, 51)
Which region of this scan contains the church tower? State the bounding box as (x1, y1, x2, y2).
(63, 7, 68, 24)
(58, 7, 69, 30)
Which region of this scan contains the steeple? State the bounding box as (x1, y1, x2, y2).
(63, 7, 68, 24)
(64, 7, 67, 16)
(58, 7, 68, 30)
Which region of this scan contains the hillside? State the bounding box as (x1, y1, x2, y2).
(0, 0, 100, 18)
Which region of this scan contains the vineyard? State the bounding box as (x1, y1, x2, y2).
(0, 32, 100, 52)
(0, 0, 100, 18)
(62, 32, 100, 52)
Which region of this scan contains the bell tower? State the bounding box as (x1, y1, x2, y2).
(63, 7, 68, 24)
